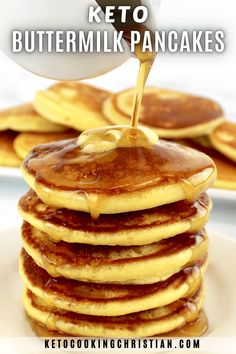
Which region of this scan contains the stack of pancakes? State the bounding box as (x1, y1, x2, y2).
(18, 126, 216, 337)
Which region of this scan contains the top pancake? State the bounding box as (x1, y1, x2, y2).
(21, 126, 216, 216)
(0, 103, 66, 133)
(103, 88, 225, 138)
(210, 122, 236, 162)
(34, 82, 110, 131)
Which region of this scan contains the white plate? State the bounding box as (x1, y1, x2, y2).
(0, 228, 235, 353)
(209, 188, 236, 201)
(0, 167, 21, 178)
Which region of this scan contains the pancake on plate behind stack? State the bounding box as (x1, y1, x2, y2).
(0, 102, 70, 167)
(103, 85, 236, 190)
(176, 121, 236, 190)
(178, 138, 236, 191)
(18, 125, 216, 337)
(0, 103, 66, 133)
(14, 131, 79, 160)
(103, 88, 225, 138)
(209, 122, 236, 163)
(34, 82, 110, 131)
(0, 131, 21, 167)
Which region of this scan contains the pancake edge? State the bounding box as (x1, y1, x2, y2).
(22, 285, 205, 337)
(19, 251, 208, 316)
(18, 195, 212, 245)
(21, 165, 216, 214)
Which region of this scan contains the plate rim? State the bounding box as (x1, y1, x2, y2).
(0, 167, 22, 178)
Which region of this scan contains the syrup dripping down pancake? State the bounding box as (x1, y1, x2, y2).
(34, 82, 110, 131)
(21, 222, 208, 284)
(19, 189, 211, 246)
(21, 127, 216, 216)
(0, 103, 66, 133)
(20, 249, 207, 316)
(103, 88, 225, 138)
(23, 285, 205, 338)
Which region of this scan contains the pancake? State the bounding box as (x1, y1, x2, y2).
(0, 131, 22, 167)
(14, 131, 79, 159)
(179, 139, 236, 190)
(0, 103, 66, 132)
(34, 82, 110, 131)
(20, 249, 207, 316)
(192, 136, 214, 149)
(103, 88, 225, 138)
(23, 285, 205, 337)
(210, 122, 236, 162)
(27, 309, 208, 338)
(19, 189, 211, 246)
(21, 222, 208, 284)
(21, 126, 216, 216)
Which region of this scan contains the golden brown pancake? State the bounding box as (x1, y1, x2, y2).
(179, 139, 236, 190)
(19, 189, 211, 246)
(14, 131, 79, 159)
(21, 222, 208, 284)
(0, 103, 66, 132)
(21, 126, 216, 216)
(20, 249, 207, 316)
(34, 82, 110, 131)
(103, 88, 225, 138)
(27, 310, 208, 338)
(23, 285, 205, 337)
(210, 121, 236, 162)
(0, 131, 22, 167)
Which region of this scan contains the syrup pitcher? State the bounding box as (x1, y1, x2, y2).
(0, 0, 161, 80)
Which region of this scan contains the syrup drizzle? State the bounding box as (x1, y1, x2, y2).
(130, 56, 155, 129)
